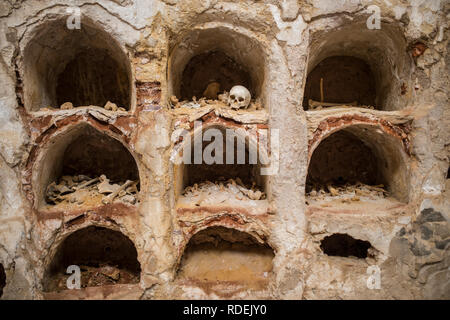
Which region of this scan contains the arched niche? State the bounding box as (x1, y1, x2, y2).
(43, 226, 141, 292)
(307, 124, 410, 203)
(22, 17, 133, 111)
(168, 26, 266, 105)
(33, 123, 140, 209)
(173, 124, 269, 201)
(304, 22, 412, 110)
(177, 226, 274, 287)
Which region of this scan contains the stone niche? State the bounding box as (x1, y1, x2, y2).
(33, 123, 140, 210)
(305, 22, 412, 110)
(22, 17, 133, 111)
(168, 26, 266, 106)
(177, 226, 274, 292)
(174, 124, 268, 205)
(306, 124, 410, 203)
(43, 226, 141, 292)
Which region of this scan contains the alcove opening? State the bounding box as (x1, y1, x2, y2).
(303, 56, 377, 109)
(22, 18, 132, 111)
(305, 22, 412, 111)
(0, 263, 5, 298)
(36, 124, 140, 209)
(43, 226, 141, 292)
(320, 234, 372, 259)
(175, 126, 267, 203)
(306, 125, 409, 203)
(169, 27, 266, 106)
(177, 226, 274, 287)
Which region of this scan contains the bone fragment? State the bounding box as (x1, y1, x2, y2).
(103, 180, 135, 204)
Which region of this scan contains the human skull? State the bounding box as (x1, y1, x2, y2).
(228, 85, 251, 109)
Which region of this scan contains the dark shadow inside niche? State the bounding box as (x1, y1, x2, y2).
(44, 226, 141, 292)
(56, 49, 130, 108)
(61, 127, 139, 184)
(306, 130, 383, 190)
(184, 127, 262, 190)
(178, 226, 274, 285)
(320, 234, 372, 258)
(447, 166, 449, 179)
(303, 56, 377, 109)
(180, 51, 253, 101)
(0, 263, 5, 298)
(23, 18, 132, 111)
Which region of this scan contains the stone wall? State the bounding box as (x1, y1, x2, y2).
(0, 0, 448, 299)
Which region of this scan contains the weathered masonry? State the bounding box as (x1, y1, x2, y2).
(0, 0, 448, 300)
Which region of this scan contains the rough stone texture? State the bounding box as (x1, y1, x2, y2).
(0, 0, 448, 300)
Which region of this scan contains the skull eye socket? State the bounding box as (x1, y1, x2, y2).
(230, 95, 236, 100)
(238, 97, 244, 102)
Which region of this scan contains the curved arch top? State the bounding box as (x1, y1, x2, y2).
(21, 16, 135, 112)
(306, 20, 413, 111)
(31, 121, 141, 209)
(308, 121, 410, 202)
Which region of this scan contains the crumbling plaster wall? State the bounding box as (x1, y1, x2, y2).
(0, 0, 448, 299)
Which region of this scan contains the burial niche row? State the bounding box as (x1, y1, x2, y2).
(43, 226, 140, 292)
(39, 124, 139, 209)
(23, 18, 131, 111)
(177, 226, 274, 290)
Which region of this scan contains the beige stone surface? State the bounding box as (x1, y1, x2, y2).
(0, 0, 448, 300)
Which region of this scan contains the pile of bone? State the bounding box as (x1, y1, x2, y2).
(45, 174, 138, 206)
(307, 182, 387, 201)
(52, 264, 139, 291)
(183, 178, 265, 201)
(40, 101, 126, 112)
(170, 84, 262, 110)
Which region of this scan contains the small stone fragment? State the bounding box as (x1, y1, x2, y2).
(104, 101, 118, 111)
(60, 102, 73, 110)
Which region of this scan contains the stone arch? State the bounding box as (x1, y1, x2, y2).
(21, 16, 133, 111)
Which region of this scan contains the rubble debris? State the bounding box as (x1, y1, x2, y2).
(48, 264, 139, 291)
(104, 101, 118, 111)
(102, 180, 135, 204)
(170, 92, 263, 115)
(170, 95, 181, 108)
(182, 178, 266, 203)
(306, 182, 388, 202)
(45, 174, 139, 207)
(37, 101, 125, 112)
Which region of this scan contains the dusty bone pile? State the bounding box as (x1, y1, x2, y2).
(45, 174, 138, 206)
(39, 101, 127, 111)
(169, 92, 263, 111)
(306, 182, 388, 202)
(48, 264, 139, 291)
(182, 178, 266, 202)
